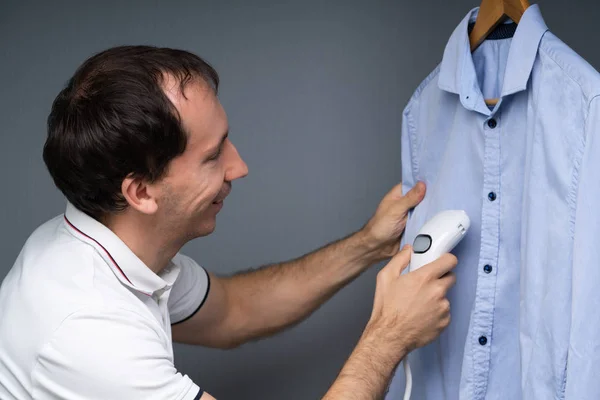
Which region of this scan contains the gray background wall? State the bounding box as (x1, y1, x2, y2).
(1, 1, 598, 399)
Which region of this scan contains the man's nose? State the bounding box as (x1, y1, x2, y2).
(225, 142, 248, 181)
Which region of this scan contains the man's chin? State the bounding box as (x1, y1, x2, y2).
(193, 218, 217, 238)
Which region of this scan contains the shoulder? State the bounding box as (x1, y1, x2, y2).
(170, 252, 210, 290)
(2, 214, 119, 344)
(18, 212, 99, 276)
(403, 63, 443, 116)
(8, 214, 139, 333)
(538, 32, 600, 104)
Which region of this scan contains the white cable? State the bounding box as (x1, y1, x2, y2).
(403, 357, 413, 400)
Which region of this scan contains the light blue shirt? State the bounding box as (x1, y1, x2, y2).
(385, 4, 600, 400)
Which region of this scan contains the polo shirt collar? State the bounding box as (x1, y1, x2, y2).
(63, 202, 179, 297)
(438, 4, 548, 112)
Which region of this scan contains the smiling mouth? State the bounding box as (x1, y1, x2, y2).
(213, 185, 231, 205)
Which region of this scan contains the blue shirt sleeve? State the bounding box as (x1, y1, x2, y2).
(400, 103, 419, 196)
(565, 95, 600, 399)
(400, 104, 417, 249)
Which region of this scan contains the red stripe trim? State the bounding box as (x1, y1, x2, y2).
(64, 215, 145, 293)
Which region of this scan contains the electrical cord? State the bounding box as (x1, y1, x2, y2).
(403, 357, 413, 400)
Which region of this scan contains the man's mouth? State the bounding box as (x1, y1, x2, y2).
(213, 186, 231, 204)
(212, 195, 227, 205)
(212, 195, 226, 204)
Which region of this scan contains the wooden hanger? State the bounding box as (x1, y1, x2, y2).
(469, 0, 530, 106)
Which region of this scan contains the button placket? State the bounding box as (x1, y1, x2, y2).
(151, 286, 173, 330)
(470, 113, 502, 397)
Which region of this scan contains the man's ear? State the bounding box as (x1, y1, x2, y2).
(121, 174, 159, 215)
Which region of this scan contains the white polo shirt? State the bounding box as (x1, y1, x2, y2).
(0, 202, 210, 399)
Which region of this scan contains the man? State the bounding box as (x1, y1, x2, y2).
(0, 46, 457, 399)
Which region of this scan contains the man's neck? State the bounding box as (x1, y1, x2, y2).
(102, 211, 181, 275)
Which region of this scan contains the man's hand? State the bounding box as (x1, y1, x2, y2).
(361, 181, 426, 260)
(366, 244, 457, 352)
(323, 245, 458, 400)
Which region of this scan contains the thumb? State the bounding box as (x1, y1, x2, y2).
(386, 244, 413, 276)
(399, 181, 426, 210)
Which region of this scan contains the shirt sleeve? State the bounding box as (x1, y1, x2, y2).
(168, 253, 211, 325)
(31, 307, 204, 400)
(401, 105, 415, 183)
(400, 103, 418, 249)
(565, 95, 600, 399)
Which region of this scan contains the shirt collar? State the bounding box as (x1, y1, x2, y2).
(63, 202, 180, 297)
(438, 4, 548, 111)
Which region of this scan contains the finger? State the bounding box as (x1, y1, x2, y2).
(440, 314, 451, 329)
(398, 182, 426, 210)
(385, 181, 425, 201)
(422, 253, 458, 279)
(440, 298, 451, 315)
(438, 271, 457, 290)
(384, 244, 412, 276)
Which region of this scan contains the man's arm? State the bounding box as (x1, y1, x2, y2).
(322, 323, 408, 400)
(322, 247, 457, 400)
(171, 182, 426, 348)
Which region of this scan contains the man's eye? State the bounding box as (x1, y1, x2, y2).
(208, 149, 222, 161)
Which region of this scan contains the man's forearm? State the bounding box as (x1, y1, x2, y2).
(223, 229, 386, 343)
(323, 322, 407, 400)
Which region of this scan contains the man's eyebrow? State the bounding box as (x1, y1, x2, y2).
(207, 130, 229, 154)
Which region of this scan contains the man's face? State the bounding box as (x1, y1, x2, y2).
(156, 77, 248, 240)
